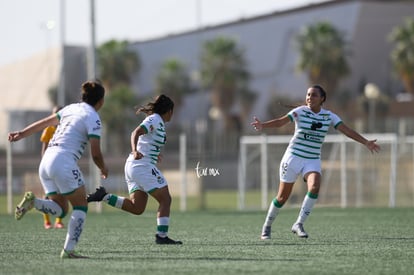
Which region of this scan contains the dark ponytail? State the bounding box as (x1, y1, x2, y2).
(137, 94, 174, 115)
(81, 81, 105, 106)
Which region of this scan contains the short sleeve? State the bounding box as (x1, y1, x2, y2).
(87, 114, 102, 139)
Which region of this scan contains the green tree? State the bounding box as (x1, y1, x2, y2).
(200, 36, 250, 132)
(389, 18, 414, 95)
(154, 58, 193, 109)
(296, 21, 350, 95)
(97, 39, 140, 154)
(97, 39, 140, 90)
(100, 85, 138, 154)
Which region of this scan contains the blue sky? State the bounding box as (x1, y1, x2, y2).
(0, 0, 329, 66)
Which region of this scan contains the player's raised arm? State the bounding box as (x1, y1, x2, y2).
(336, 123, 381, 153)
(250, 115, 290, 131)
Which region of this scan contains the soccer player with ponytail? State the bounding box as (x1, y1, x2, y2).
(251, 85, 380, 239)
(87, 94, 182, 245)
(9, 81, 108, 258)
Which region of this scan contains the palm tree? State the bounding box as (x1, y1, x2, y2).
(97, 39, 140, 154)
(100, 85, 138, 154)
(200, 36, 250, 132)
(389, 17, 414, 95)
(296, 21, 350, 95)
(154, 58, 193, 109)
(97, 39, 140, 90)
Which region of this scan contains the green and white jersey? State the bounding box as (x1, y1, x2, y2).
(136, 113, 166, 164)
(49, 102, 102, 160)
(287, 106, 342, 159)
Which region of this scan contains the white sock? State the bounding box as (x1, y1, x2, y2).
(157, 217, 170, 237)
(63, 209, 86, 251)
(34, 198, 63, 217)
(263, 199, 283, 227)
(295, 192, 318, 225)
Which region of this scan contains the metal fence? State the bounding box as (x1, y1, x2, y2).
(3, 130, 414, 213)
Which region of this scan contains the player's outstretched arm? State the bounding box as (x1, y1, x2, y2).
(250, 115, 290, 131)
(336, 123, 380, 153)
(8, 114, 58, 142)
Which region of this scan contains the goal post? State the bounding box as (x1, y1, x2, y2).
(238, 133, 398, 210)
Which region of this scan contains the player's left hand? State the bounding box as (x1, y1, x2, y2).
(133, 150, 143, 160)
(366, 139, 381, 153)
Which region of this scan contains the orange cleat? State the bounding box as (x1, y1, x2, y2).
(54, 222, 64, 229)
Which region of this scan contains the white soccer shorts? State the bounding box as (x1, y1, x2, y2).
(39, 150, 85, 195)
(279, 152, 321, 183)
(124, 160, 167, 194)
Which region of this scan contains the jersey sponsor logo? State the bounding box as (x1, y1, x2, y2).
(93, 120, 102, 131)
(48, 142, 60, 147)
(303, 133, 323, 142)
(310, 121, 323, 130)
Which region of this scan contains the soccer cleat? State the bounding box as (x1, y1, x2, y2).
(261, 226, 271, 240)
(291, 223, 309, 238)
(54, 221, 64, 229)
(15, 192, 35, 220)
(44, 222, 52, 229)
(87, 186, 107, 202)
(155, 234, 183, 245)
(60, 249, 88, 259)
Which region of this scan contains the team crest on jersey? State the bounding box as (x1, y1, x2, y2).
(149, 125, 154, 132)
(320, 114, 330, 121)
(293, 112, 298, 118)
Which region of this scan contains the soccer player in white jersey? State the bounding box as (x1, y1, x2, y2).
(251, 85, 380, 239)
(87, 94, 182, 245)
(8, 81, 109, 258)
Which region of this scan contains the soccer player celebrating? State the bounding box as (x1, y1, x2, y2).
(251, 85, 380, 240)
(9, 81, 109, 258)
(87, 94, 182, 245)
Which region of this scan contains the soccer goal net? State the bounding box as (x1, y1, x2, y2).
(237, 133, 412, 210)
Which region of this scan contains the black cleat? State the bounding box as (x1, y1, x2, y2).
(87, 186, 107, 202)
(155, 234, 183, 245)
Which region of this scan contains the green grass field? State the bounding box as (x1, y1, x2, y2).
(0, 206, 413, 275)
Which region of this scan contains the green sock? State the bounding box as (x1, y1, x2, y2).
(106, 194, 124, 209)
